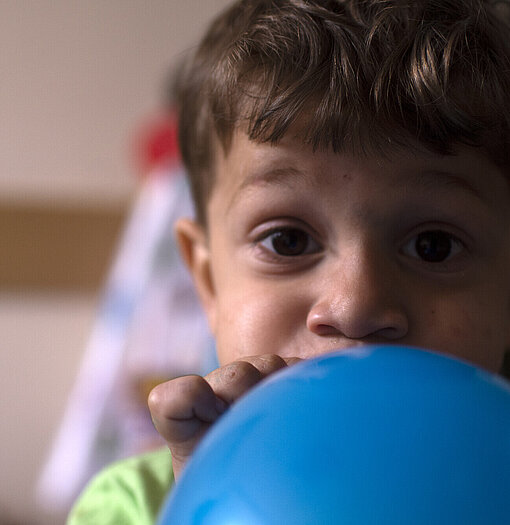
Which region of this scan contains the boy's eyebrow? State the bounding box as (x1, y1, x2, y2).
(228, 166, 312, 209)
(228, 165, 487, 211)
(409, 170, 483, 200)
(239, 166, 310, 189)
(237, 167, 482, 192)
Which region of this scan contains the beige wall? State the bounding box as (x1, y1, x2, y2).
(0, 0, 230, 207)
(0, 1, 231, 523)
(0, 293, 97, 525)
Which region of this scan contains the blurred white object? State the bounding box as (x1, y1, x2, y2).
(37, 166, 214, 511)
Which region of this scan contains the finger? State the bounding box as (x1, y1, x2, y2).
(205, 360, 265, 404)
(220, 354, 302, 376)
(148, 375, 226, 444)
(236, 354, 289, 376)
(204, 354, 296, 405)
(283, 356, 303, 366)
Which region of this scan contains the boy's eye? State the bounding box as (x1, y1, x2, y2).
(259, 228, 320, 256)
(402, 230, 463, 263)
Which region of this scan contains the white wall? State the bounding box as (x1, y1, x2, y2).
(0, 1, 231, 523)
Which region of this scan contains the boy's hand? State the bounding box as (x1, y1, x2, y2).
(148, 354, 301, 480)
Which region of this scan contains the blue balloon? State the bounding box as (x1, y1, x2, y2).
(158, 345, 510, 524)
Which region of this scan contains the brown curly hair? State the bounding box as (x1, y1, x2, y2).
(174, 0, 510, 224)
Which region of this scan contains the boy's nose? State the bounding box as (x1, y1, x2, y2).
(306, 248, 409, 341)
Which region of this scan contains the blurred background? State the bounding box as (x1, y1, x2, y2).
(0, 1, 231, 523)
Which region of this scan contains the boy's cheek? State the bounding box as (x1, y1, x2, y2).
(212, 290, 508, 371)
(421, 301, 507, 373)
(208, 257, 510, 372)
(213, 290, 312, 365)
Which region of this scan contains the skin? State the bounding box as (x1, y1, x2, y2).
(149, 128, 510, 479)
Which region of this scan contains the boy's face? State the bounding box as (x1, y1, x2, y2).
(177, 129, 510, 374)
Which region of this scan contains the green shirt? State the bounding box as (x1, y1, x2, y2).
(67, 448, 174, 525)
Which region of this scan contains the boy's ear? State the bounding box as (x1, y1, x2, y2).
(174, 217, 217, 333)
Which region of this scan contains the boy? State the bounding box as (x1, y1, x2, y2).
(68, 0, 510, 523)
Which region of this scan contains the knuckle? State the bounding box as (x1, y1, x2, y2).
(178, 375, 209, 399)
(227, 360, 261, 383)
(260, 353, 286, 369)
(148, 375, 208, 414)
(147, 383, 164, 411)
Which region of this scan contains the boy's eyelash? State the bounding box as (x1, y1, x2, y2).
(397, 227, 471, 273)
(253, 226, 322, 259)
(250, 222, 470, 273)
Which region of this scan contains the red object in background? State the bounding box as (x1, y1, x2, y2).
(134, 112, 180, 176)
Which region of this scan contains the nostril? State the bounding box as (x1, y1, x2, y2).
(307, 303, 408, 340)
(312, 323, 342, 336)
(375, 316, 409, 340)
(306, 305, 343, 336)
(307, 294, 409, 340)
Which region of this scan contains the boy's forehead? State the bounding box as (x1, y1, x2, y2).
(212, 128, 509, 209)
